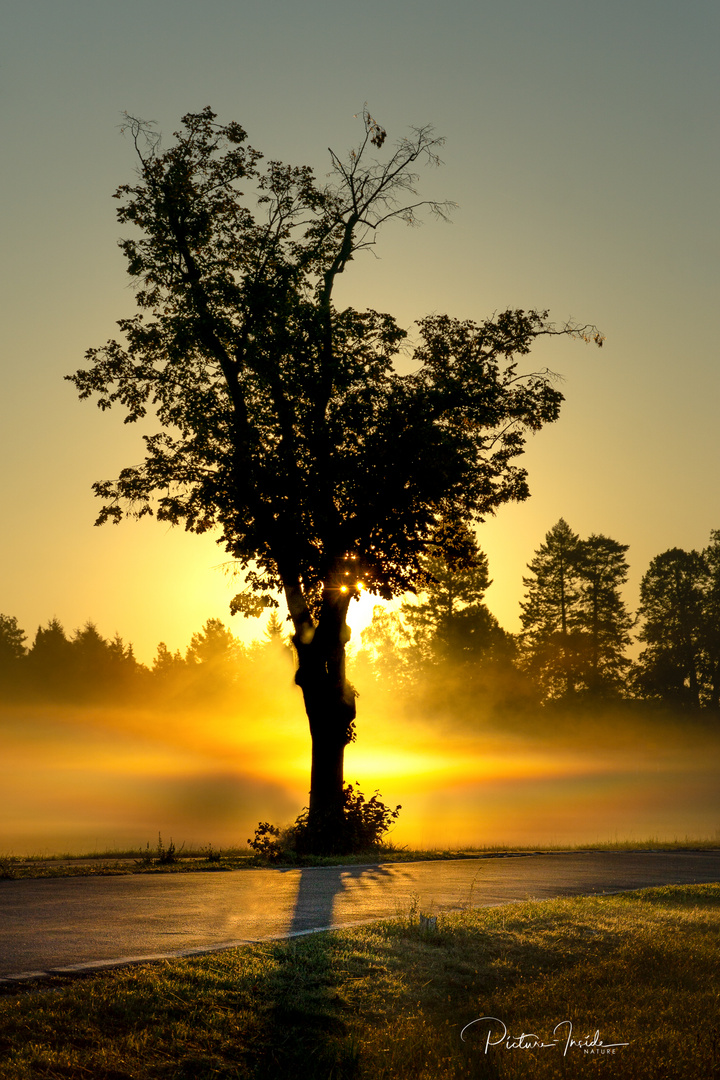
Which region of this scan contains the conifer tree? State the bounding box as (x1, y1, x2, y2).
(401, 519, 509, 666)
(519, 518, 583, 696)
(153, 641, 186, 678)
(186, 618, 243, 687)
(635, 548, 706, 707)
(701, 530, 720, 708)
(0, 614, 27, 665)
(576, 534, 633, 693)
(520, 521, 632, 698)
(27, 619, 74, 697)
(264, 611, 288, 645)
(0, 614, 26, 695)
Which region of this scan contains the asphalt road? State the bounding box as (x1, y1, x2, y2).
(1, 851, 719, 982)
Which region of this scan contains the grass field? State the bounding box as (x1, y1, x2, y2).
(2, 837, 718, 880)
(0, 883, 718, 1078)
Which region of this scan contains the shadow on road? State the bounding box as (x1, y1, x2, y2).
(285, 862, 399, 935)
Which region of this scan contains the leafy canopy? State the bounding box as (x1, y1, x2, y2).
(69, 108, 602, 620)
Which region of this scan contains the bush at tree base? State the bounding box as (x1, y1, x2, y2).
(248, 785, 401, 859)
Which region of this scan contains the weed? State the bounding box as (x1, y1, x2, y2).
(134, 841, 155, 868)
(133, 833, 183, 868)
(155, 833, 182, 865)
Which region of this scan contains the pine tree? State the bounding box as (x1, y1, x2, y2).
(701, 530, 720, 708)
(519, 519, 583, 697)
(520, 521, 632, 698)
(153, 641, 186, 678)
(185, 618, 243, 693)
(635, 548, 706, 707)
(576, 534, 633, 693)
(263, 611, 289, 646)
(0, 614, 26, 695)
(70, 622, 145, 699)
(358, 606, 411, 685)
(401, 519, 509, 666)
(27, 618, 73, 697)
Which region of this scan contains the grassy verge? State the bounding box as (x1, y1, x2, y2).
(1, 884, 719, 1078)
(2, 837, 718, 880)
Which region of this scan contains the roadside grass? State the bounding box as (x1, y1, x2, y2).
(1, 884, 719, 1078)
(1, 836, 718, 880)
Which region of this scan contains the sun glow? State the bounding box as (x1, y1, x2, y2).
(345, 589, 381, 639)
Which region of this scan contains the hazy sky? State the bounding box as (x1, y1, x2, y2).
(2, 0, 719, 665)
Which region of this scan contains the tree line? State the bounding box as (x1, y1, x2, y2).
(1, 519, 718, 712)
(0, 612, 291, 705)
(357, 518, 720, 713)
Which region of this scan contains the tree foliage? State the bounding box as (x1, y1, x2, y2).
(4, 526, 720, 717)
(69, 108, 599, 613)
(701, 530, 720, 708)
(0, 615, 26, 666)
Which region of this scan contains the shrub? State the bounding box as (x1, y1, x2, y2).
(249, 785, 401, 859)
(247, 821, 283, 860)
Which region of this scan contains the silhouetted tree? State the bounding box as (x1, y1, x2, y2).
(27, 618, 74, 697)
(701, 530, 720, 708)
(358, 606, 411, 686)
(576, 534, 633, 694)
(68, 107, 601, 849)
(636, 548, 706, 707)
(0, 614, 26, 695)
(264, 611, 286, 643)
(185, 617, 243, 696)
(0, 614, 26, 663)
(152, 641, 186, 678)
(521, 522, 633, 699)
(257, 610, 294, 662)
(402, 519, 510, 666)
(72, 622, 144, 698)
(520, 519, 584, 696)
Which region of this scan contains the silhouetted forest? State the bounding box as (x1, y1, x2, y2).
(0, 612, 292, 707)
(2, 521, 720, 718)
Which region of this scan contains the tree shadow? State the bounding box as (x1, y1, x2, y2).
(285, 862, 397, 935)
(252, 863, 400, 1079)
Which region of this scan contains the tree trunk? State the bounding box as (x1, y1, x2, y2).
(293, 602, 355, 853)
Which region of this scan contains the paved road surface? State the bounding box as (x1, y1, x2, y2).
(1, 851, 718, 982)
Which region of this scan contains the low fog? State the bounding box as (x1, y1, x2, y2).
(1, 622, 718, 855)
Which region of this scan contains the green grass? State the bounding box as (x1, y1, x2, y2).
(1, 884, 719, 1078)
(1, 836, 718, 879)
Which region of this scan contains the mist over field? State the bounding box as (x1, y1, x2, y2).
(2, 638, 718, 856)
